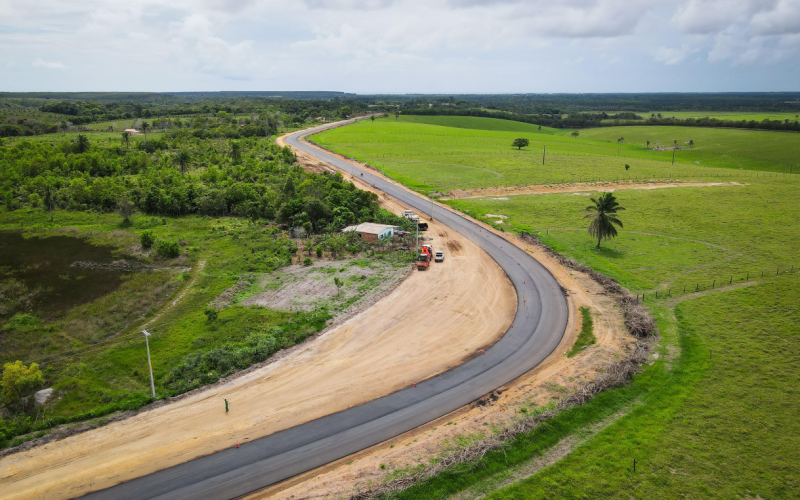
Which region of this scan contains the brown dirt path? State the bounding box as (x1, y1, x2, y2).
(0, 153, 517, 499)
(444, 181, 746, 200)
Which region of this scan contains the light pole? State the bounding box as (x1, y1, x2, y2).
(429, 192, 435, 221)
(142, 329, 156, 398)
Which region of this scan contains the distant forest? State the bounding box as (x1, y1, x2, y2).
(1, 92, 799, 138)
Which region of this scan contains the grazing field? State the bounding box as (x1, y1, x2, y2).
(313, 115, 800, 499)
(313, 116, 799, 194)
(640, 111, 800, 122)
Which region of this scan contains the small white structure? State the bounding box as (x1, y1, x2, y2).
(124, 128, 140, 135)
(342, 223, 395, 243)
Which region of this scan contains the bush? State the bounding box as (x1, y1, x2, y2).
(203, 307, 219, 323)
(315, 245, 323, 258)
(156, 240, 180, 259)
(303, 257, 313, 266)
(2, 361, 44, 405)
(140, 230, 155, 248)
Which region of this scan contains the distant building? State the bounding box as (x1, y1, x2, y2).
(124, 128, 139, 135)
(342, 223, 395, 243)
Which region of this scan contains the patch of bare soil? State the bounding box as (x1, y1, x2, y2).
(443, 181, 746, 200)
(212, 260, 410, 326)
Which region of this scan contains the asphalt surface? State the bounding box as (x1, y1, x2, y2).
(81, 119, 568, 500)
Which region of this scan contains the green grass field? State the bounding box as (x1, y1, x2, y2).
(313, 116, 799, 194)
(641, 111, 800, 122)
(314, 115, 800, 499)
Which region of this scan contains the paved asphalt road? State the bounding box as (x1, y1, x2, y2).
(81, 119, 568, 500)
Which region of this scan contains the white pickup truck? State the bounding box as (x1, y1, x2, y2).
(402, 210, 420, 221)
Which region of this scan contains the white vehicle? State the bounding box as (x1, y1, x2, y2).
(402, 210, 415, 217)
(434, 251, 444, 262)
(404, 212, 420, 221)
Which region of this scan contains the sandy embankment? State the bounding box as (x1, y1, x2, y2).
(0, 152, 517, 499)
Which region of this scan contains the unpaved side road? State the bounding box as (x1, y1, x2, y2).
(0, 166, 516, 499)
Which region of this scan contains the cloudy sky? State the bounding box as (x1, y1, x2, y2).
(1, 0, 799, 93)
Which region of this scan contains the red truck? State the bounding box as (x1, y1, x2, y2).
(416, 244, 433, 270)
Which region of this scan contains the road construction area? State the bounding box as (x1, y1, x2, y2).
(0, 178, 516, 499)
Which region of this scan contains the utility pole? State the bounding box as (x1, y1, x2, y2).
(142, 329, 156, 398)
(429, 192, 435, 221)
(672, 149, 675, 165)
(542, 145, 546, 165)
(416, 221, 419, 254)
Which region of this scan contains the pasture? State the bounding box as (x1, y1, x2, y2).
(315, 115, 800, 499)
(313, 116, 799, 194)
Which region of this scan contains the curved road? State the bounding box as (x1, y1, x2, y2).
(82, 119, 568, 500)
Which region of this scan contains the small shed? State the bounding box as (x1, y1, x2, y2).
(124, 128, 139, 135)
(342, 223, 394, 243)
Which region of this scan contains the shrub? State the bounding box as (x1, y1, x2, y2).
(315, 245, 323, 258)
(303, 257, 313, 266)
(140, 230, 155, 248)
(2, 361, 44, 405)
(203, 307, 219, 323)
(156, 240, 180, 259)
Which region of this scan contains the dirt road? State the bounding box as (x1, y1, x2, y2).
(0, 179, 516, 499)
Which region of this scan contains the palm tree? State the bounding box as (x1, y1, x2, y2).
(75, 134, 90, 154)
(646, 140, 650, 148)
(174, 150, 191, 176)
(584, 192, 625, 248)
(141, 121, 151, 142)
(121, 131, 131, 149)
(617, 137, 624, 155)
(230, 141, 242, 164)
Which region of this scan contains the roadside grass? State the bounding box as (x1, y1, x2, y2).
(484, 278, 800, 500)
(0, 207, 410, 447)
(566, 307, 595, 357)
(313, 116, 799, 194)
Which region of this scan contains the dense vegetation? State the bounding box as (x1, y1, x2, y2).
(0, 117, 411, 233)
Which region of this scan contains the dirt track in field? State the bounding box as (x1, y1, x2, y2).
(0, 157, 517, 500)
(443, 181, 746, 200)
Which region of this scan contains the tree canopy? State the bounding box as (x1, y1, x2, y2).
(584, 192, 625, 248)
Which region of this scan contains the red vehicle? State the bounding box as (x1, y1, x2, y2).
(416, 245, 432, 270)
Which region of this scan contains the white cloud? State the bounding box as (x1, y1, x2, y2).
(0, 0, 798, 91)
(32, 58, 65, 69)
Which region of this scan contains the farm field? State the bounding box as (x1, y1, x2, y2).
(313, 116, 799, 194)
(313, 115, 800, 499)
(642, 110, 800, 121)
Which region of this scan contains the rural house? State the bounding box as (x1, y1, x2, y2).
(341, 223, 395, 243)
(123, 128, 139, 134)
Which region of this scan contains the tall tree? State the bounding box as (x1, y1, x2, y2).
(395, 110, 400, 121)
(584, 192, 625, 248)
(230, 141, 242, 164)
(75, 134, 90, 154)
(141, 121, 151, 142)
(174, 150, 191, 176)
(617, 137, 624, 155)
(121, 131, 131, 149)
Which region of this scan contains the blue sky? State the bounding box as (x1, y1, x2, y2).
(1, 0, 799, 93)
